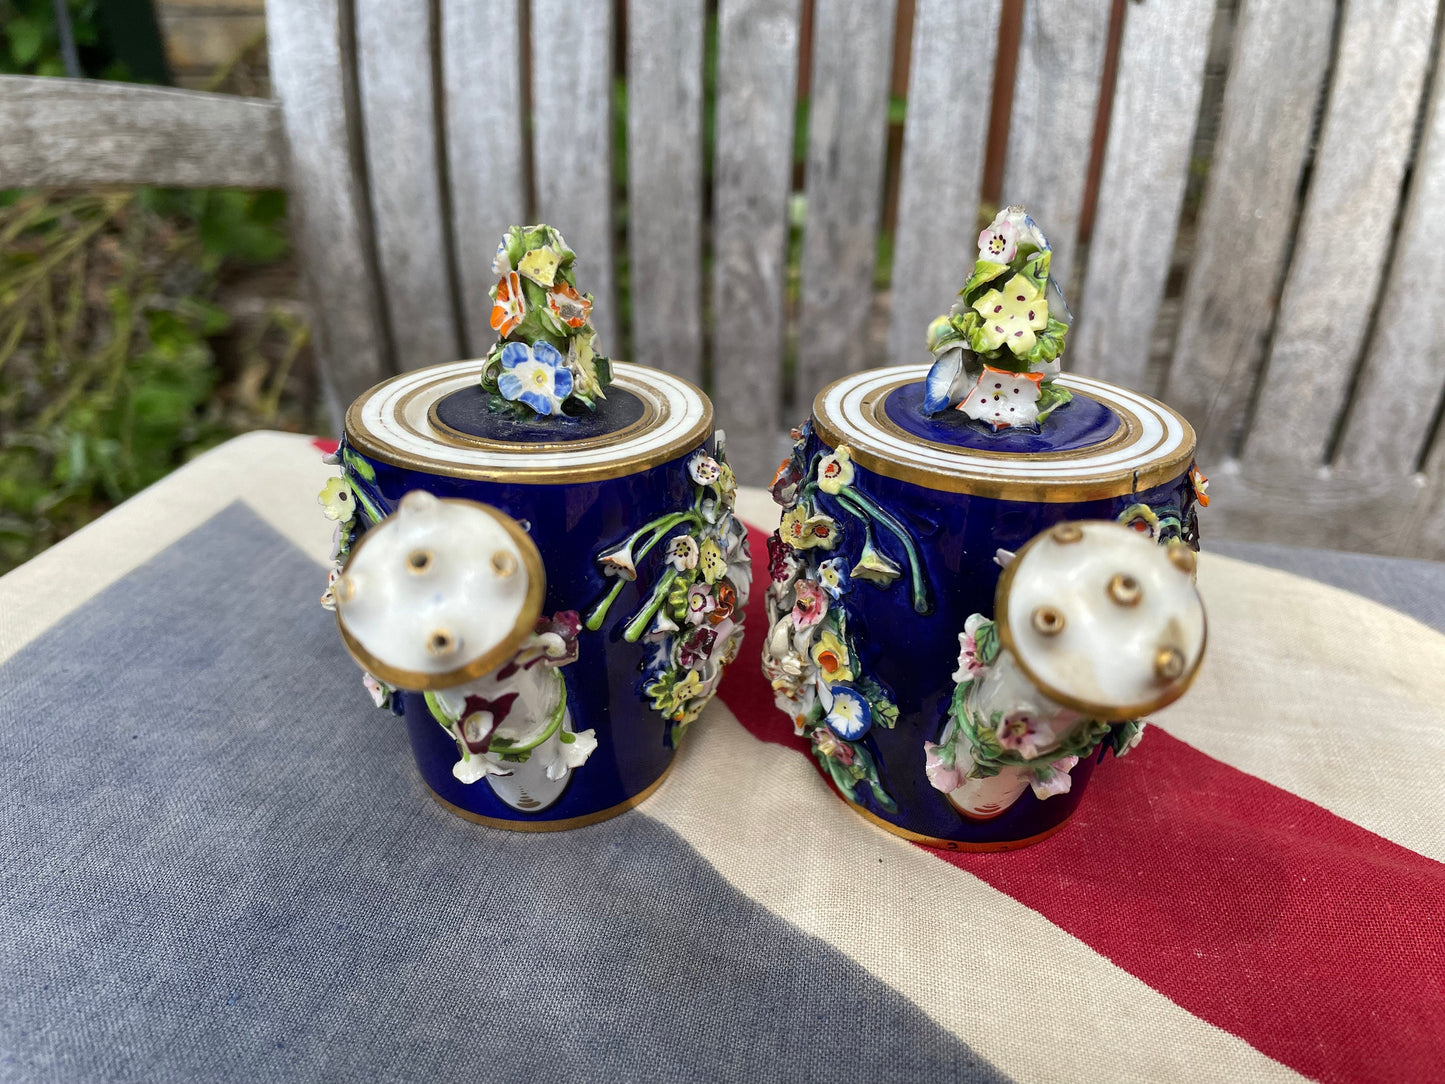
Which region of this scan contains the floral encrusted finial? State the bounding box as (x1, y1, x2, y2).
(480, 223, 613, 417)
(922, 205, 1072, 430)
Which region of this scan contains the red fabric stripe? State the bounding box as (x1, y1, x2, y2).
(312, 437, 340, 455)
(721, 524, 1445, 1084)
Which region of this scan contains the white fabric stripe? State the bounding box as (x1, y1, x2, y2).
(643, 707, 1306, 1084)
(0, 432, 335, 666)
(1156, 553, 1445, 863)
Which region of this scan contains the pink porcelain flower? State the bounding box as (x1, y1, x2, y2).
(923, 741, 966, 794)
(995, 710, 1056, 761)
(1030, 756, 1079, 799)
(791, 579, 829, 630)
(952, 613, 989, 683)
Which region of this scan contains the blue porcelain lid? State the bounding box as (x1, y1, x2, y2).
(811, 366, 1195, 502)
(344, 359, 711, 484)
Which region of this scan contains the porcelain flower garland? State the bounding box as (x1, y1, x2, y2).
(923, 205, 1073, 430)
(479, 223, 613, 417)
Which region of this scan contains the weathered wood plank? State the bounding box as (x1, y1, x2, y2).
(529, 0, 618, 352)
(1204, 461, 1430, 558)
(1163, 0, 1336, 466)
(626, 0, 705, 382)
(441, 0, 528, 358)
(355, 0, 461, 373)
(1244, 0, 1436, 470)
(795, 0, 898, 395)
(0, 76, 284, 189)
(1335, 47, 1445, 476)
(1072, 0, 1215, 390)
(1000, 0, 1112, 296)
(267, 0, 391, 418)
(887, 0, 1001, 369)
(711, 0, 803, 484)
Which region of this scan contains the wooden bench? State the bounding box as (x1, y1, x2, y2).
(3, 0, 1444, 558)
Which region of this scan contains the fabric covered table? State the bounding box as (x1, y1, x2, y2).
(2, 432, 1442, 1084)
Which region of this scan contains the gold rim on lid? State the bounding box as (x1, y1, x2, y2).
(810, 365, 1196, 502)
(345, 359, 713, 484)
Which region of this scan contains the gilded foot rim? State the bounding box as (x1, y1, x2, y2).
(422, 759, 675, 832)
(845, 796, 1074, 852)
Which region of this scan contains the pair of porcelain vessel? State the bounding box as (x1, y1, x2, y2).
(321, 215, 1207, 851)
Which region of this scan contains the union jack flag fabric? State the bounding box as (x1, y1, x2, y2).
(1, 432, 1440, 1084)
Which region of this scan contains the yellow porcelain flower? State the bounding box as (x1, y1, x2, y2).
(811, 629, 854, 685)
(780, 505, 840, 551)
(317, 477, 355, 522)
(699, 538, 727, 584)
(518, 245, 561, 287)
(971, 274, 1048, 357)
(816, 446, 854, 495)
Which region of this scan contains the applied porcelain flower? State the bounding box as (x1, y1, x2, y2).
(362, 671, 390, 708)
(767, 534, 801, 584)
(685, 583, 716, 625)
(317, 477, 355, 522)
(922, 347, 970, 414)
(706, 581, 735, 627)
(677, 626, 718, 670)
(790, 579, 828, 630)
(817, 558, 851, 599)
(491, 235, 512, 276)
(995, 709, 1057, 761)
(850, 540, 901, 585)
(497, 339, 573, 416)
(810, 628, 853, 684)
(924, 740, 970, 794)
(978, 214, 1018, 262)
(780, 505, 840, 550)
(958, 368, 1043, 430)
(598, 539, 638, 580)
(698, 537, 727, 584)
(517, 610, 582, 668)
(688, 450, 722, 486)
(490, 270, 526, 336)
(952, 614, 989, 683)
(1029, 755, 1079, 799)
(545, 281, 591, 329)
(771, 455, 805, 509)
(567, 332, 606, 400)
(1190, 465, 1210, 508)
(812, 726, 855, 766)
(971, 274, 1049, 357)
(319, 565, 342, 610)
(977, 206, 1050, 261)
(518, 245, 561, 287)
(816, 446, 854, 494)
(540, 727, 599, 781)
(667, 535, 700, 571)
(825, 684, 872, 741)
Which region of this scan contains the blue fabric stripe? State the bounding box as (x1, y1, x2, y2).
(0, 503, 1010, 1084)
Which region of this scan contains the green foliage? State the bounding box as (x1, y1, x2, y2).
(0, 0, 125, 78)
(0, 189, 309, 573)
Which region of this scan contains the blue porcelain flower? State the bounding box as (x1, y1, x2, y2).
(923, 347, 967, 414)
(497, 339, 573, 415)
(825, 684, 872, 741)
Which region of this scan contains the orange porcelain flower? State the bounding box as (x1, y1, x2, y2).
(491, 270, 526, 336)
(547, 281, 592, 329)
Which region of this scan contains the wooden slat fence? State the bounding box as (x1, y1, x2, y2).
(5, 0, 1445, 559)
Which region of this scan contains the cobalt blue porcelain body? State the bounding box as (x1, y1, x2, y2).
(767, 366, 1202, 850)
(336, 361, 737, 829)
